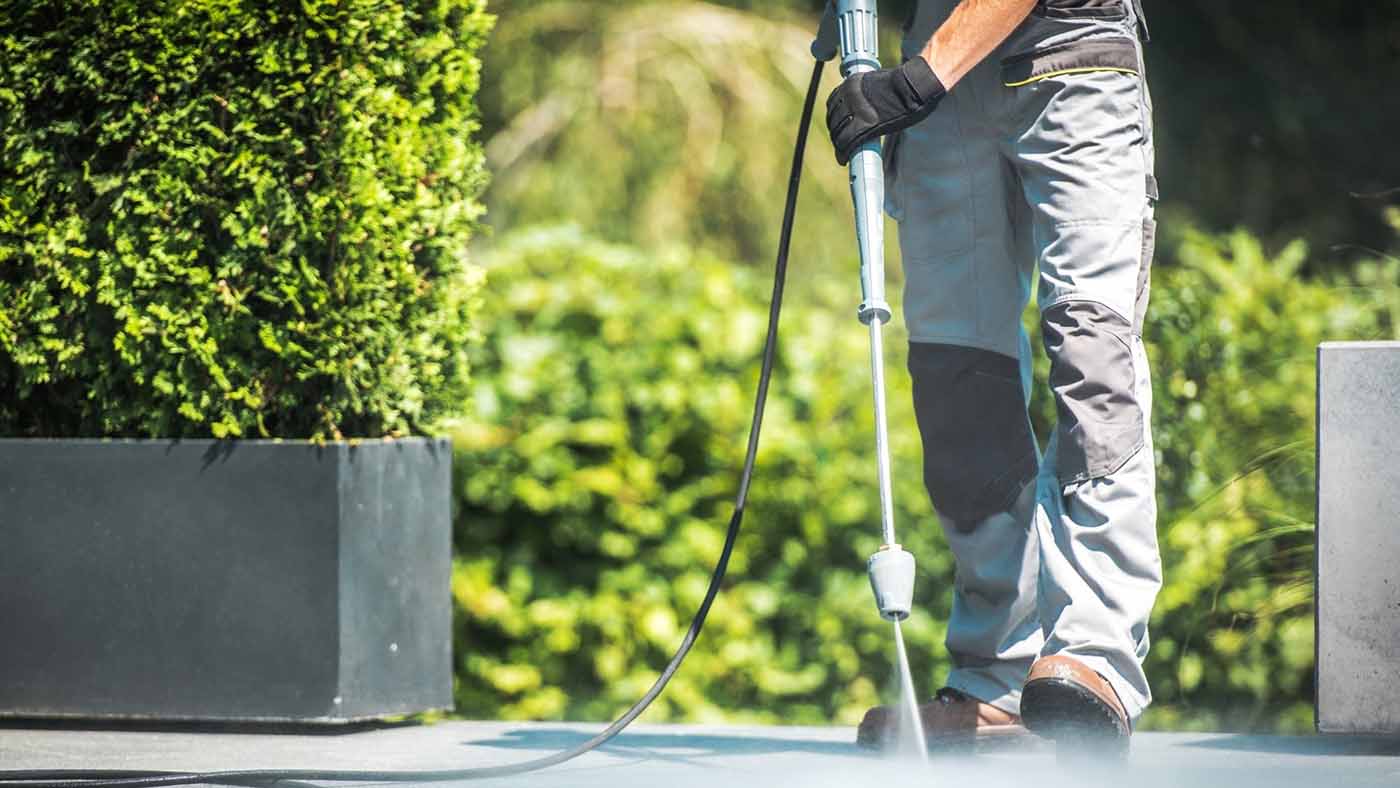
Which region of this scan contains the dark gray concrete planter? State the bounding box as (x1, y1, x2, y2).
(0, 437, 453, 723)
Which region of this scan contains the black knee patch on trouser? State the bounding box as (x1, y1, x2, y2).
(1041, 301, 1145, 486)
(908, 343, 1038, 529)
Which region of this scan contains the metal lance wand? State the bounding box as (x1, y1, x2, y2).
(817, 0, 917, 623)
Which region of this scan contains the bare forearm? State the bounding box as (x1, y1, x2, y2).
(920, 0, 1037, 88)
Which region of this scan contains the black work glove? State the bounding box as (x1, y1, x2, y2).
(826, 56, 947, 166)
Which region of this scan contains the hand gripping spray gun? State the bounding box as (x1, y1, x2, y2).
(814, 0, 917, 633)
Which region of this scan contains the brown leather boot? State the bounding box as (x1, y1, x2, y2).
(1020, 655, 1130, 755)
(855, 687, 1027, 750)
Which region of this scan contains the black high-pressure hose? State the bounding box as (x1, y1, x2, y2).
(0, 58, 828, 788)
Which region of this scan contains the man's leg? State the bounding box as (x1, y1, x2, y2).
(892, 48, 1044, 717)
(1001, 14, 1162, 732)
(909, 344, 1041, 715)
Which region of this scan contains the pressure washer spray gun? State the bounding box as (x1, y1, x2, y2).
(814, 0, 916, 625)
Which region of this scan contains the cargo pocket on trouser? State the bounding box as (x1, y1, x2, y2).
(883, 130, 904, 221)
(1032, 0, 1128, 20)
(1041, 301, 1145, 486)
(909, 343, 1039, 530)
(1133, 216, 1155, 335)
(1000, 35, 1138, 88)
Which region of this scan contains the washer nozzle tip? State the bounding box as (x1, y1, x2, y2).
(867, 544, 915, 621)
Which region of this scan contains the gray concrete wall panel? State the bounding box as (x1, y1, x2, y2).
(1317, 342, 1400, 734)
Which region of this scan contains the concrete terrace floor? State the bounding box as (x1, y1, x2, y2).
(2, 721, 1399, 787)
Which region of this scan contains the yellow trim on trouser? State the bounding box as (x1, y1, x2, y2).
(1003, 66, 1138, 88)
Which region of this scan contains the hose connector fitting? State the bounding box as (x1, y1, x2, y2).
(857, 298, 892, 325)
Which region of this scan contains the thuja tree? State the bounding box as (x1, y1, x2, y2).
(0, 0, 493, 438)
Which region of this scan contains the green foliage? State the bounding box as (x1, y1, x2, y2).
(480, 1, 1400, 268)
(476, 1, 870, 270)
(449, 228, 949, 723)
(466, 0, 1400, 731)
(1136, 228, 1398, 732)
(450, 226, 1396, 730)
(0, 0, 493, 438)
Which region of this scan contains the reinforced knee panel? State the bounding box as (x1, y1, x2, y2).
(1041, 301, 1144, 486)
(909, 343, 1038, 528)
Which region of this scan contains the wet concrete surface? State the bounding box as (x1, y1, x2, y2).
(1, 720, 1398, 786)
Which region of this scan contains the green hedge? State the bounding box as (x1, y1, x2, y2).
(1136, 230, 1395, 730)
(450, 228, 943, 723)
(0, 0, 493, 438)
(476, 1, 865, 270)
(449, 226, 1397, 730)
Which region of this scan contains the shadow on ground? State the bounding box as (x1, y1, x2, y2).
(463, 727, 870, 761)
(1182, 733, 1400, 757)
(0, 717, 420, 736)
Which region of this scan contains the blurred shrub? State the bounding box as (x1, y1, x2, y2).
(477, 1, 869, 270)
(482, 1, 1400, 274)
(0, 0, 492, 438)
(450, 225, 1396, 729)
(449, 227, 945, 723)
(1136, 225, 1398, 732)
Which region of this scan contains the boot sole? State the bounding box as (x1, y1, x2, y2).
(1020, 677, 1129, 759)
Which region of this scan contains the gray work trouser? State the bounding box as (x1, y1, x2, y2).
(890, 0, 1161, 722)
